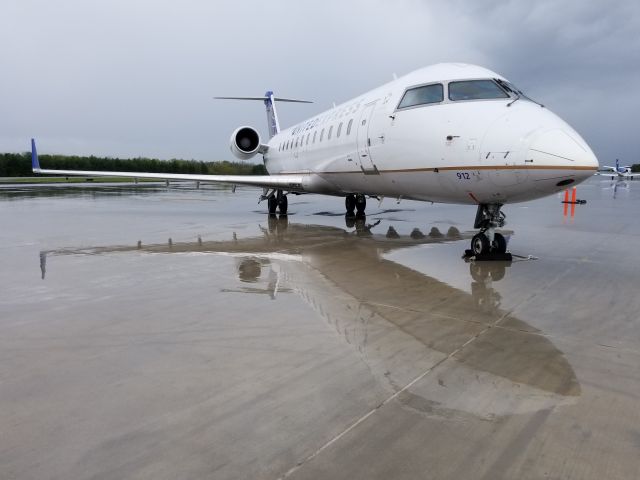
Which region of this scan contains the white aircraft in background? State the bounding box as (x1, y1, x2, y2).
(31, 63, 599, 255)
(596, 159, 638, 180)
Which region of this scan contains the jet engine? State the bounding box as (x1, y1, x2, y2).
(229, 126, 264, 160)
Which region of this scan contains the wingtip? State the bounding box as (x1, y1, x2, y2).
(31, 138, 41, 172)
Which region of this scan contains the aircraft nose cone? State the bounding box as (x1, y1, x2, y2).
(527, 129, 598, 180)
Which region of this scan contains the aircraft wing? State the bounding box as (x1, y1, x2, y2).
(30, 139, 305, 191)
(594, 171, 639, 179)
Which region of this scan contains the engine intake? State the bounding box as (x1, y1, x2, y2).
(230, 126, 261, 160)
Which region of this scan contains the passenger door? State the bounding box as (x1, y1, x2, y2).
(356, 101, 378, 172)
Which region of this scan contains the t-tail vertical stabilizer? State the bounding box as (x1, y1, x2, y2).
(31, 138, 41, 172)
(264, 91, 279, 138)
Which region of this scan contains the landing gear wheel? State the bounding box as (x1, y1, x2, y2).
(277, 194, 288, 215)
(355, 194, 366, 214)
(471, 233, 490, 256)
(345, 194, 356, 214)
(268, 195, 277, 215)
(492, 232, 507, 254)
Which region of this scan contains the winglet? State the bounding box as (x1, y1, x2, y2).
(31, 138, 41, 172)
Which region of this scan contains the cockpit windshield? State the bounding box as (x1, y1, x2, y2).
(397, 83, 444, 109)
(396, 78, 541, 111)
(448, 80, 509, 101)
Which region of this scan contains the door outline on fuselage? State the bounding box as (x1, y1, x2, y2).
(356, 101, 378, 172)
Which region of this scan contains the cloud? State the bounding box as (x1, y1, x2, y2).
(0, 0, 637, 163)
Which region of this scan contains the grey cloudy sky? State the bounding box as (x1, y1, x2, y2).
(1, 0, 638, 164)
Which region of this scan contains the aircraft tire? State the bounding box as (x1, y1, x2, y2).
(355, 194, 366, 214)
(268, 195, 277, 214)
(471, 233, 490, 256)
(278, 194, 288, 215)
(492, 233, 507, 254)
(345, 194, 356, 214)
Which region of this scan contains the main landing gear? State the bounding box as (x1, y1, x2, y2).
(267, 189, 288, 215)
(345, 194, 366, 215)
(469, 203, 508, 257)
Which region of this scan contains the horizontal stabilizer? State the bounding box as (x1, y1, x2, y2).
(214, 96, 312, 104)
(215, 91, 312, 137)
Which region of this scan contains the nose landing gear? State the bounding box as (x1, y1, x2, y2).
(469, 204, 509, 257)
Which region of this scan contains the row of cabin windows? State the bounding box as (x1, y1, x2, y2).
(278, 79, 516, 151)
(278, 118, 354, 152)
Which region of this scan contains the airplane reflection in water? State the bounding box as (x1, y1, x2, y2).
(40, 216, 579, 419)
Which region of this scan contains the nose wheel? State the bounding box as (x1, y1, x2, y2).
(471, 232, 507, 255)
(470, 204, 508, 256)
(471, 233, 490, 256)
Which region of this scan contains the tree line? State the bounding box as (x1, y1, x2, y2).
(0, 152, 267, 177)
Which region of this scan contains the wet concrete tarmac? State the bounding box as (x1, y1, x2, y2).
(1, 178, 639, 479)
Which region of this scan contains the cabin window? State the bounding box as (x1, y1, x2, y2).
(328, 125, 333, 140)
(313, 131, 317, 143)
(448, 80, 509, 101)
(306, 133, 310, 145)
(337, 122, 343, 138)
(346, 119, 353, 135)
(295, 138, 299, 147)
(397, 83, 444, 109)
(320, 128, 325, 142)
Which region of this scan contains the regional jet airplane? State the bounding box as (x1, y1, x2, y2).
(596, 159, 638, 180)
(31, 63, 599, 255)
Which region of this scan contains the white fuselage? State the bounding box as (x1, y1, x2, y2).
(263, 64, 598, 205)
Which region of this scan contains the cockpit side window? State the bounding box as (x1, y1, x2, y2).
(448, 80, 509, 101)
(397, 83, 444, 109)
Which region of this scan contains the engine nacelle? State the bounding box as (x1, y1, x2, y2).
(229, 126, 262, 160)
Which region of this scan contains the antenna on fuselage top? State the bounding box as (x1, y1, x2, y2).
(214, 93, 313, 138)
